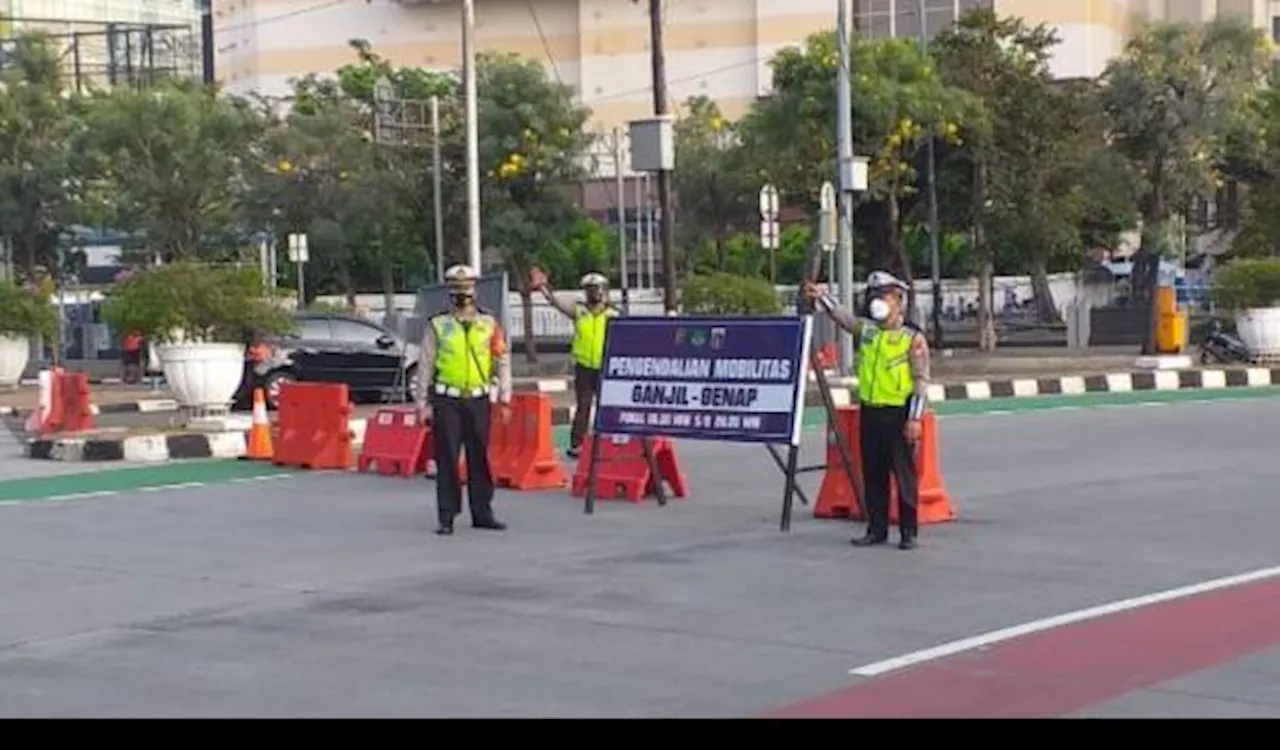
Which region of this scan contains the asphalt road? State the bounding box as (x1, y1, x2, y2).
(0, 397, 1278, 717)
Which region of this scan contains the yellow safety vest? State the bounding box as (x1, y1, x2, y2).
(571, 304, 617, 370)
(857, 324, 917, 407)
(432, 313, 495, 391)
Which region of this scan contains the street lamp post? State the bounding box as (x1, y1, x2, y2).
(917, 0, 943, 346)
(462, 0, 481, 273)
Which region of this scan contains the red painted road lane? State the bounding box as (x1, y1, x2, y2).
(764, 575, 1280, 718)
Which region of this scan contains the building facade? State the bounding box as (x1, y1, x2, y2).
(214, 0, 1280, 133)
(0, 0, 204, 89)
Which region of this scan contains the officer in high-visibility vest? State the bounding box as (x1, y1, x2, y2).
(801, 270, 932, 550)
(416, 264, 512, 535)
(528, 266, 619, 458)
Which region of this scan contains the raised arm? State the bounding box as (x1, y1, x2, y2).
(529, 267, 577, 319)
(539, 285, 579, 319)
(816, 289, 864, 338)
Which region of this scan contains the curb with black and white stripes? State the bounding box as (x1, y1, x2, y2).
(923, 367, 1280, 402)
(24, 417, 374, 463)
(26, 430, 251, 462)
(0, 399, 178, 420)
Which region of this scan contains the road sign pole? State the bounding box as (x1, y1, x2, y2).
(759, 184, 780, 283)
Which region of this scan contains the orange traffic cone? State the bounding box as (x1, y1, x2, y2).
(243, 387, 274, 460)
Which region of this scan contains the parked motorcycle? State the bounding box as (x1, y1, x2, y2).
(1199, 320, 1256, 365)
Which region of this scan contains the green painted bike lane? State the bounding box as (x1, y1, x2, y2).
(3, 385, 1279, 504)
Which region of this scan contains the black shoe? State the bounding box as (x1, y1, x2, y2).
(898, 532, 918, 550)
(436, 522, 454, 536)
(472, 519, 507, 531)
(851, 532, 888, 547)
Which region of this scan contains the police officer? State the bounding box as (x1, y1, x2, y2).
(528, 266, 619, 458)
(416, 265, 512, 535)
(801, 270, 932, 550)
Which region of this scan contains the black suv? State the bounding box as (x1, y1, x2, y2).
(235, 312, 421, 409)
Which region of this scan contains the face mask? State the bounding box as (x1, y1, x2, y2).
(868, 297, 891, 321)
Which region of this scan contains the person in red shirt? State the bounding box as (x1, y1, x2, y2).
(121, 330, 143, 384)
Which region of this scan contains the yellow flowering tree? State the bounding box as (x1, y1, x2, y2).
(673, 95, 756, 274)
(738, 32, 979, 283)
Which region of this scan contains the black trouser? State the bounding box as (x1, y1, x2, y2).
(859, 403, 919, 538)
(570, 365, 601, 449)
(431, 393, 496, 525)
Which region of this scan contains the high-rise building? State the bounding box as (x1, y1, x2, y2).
(0, 0, 204, 90)
(858, 1, 1279, 79)
(214, 1, 1280, 134)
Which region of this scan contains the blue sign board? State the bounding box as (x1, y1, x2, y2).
(593, 316, 813, 446)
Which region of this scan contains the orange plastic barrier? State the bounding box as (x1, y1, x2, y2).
(29, 368, 94, 436)
(500, 392, 569, 490)
(814, 407, 955, 524)
(59, 371, 95, 433)
(488, 403, 517, 484)
(570, 434, 688, 503)
(273, 381, 353, 471)
(358, 406, 428, 477)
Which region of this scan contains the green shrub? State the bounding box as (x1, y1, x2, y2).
(102, 262, 296, 344)
(680, 272, 782, 315)
(0, 281, 58, 341)
(1211, 257, 1280, 311)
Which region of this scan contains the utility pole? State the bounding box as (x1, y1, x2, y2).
(462, 0, 482, 272)
(917, 0, 944, 346)
(835, 0, 856, 375)
(612, 127, 629, 292)
(647, 0, 678, 313)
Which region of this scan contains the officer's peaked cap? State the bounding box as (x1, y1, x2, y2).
(444, 264, 479, 283)
(867, 270, 908, 291)
(580, 272, 608, 287)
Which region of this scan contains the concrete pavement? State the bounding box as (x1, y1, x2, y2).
(0, 397, 1276, 716)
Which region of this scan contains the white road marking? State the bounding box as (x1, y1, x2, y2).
(139, 482, 207, 492)
(43, 490, 119, 502)
(228, 473, 293, 483)
(848, 564, 1280, 678)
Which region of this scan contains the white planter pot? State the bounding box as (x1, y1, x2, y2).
(157, 342, 246, 411)
(0, 335, 29, 388)
(1235, 307, 1280, 357)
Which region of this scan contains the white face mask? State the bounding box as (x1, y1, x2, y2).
(869, 297, 891, 321)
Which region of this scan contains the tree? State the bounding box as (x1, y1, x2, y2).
(0, 34, 82, 279)
(672, 95, 755, 274)
(473, 51, 593, 362)
(242, 76, 375, 305)
(1097, 17, 1271, 353)
(1229, 82, 1280, 259)
(80, 78, 265, 262)
(931, 8, 1068, 347)
(739, 32, 976, 287)
(332, 40, 459, 301)
(935, 11, 1140, 326)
